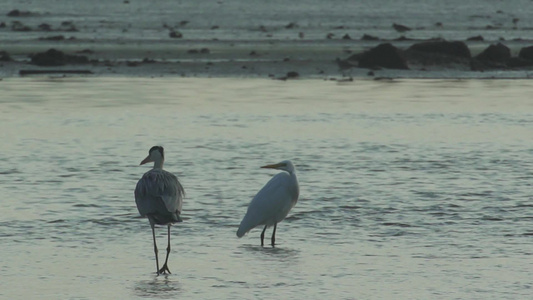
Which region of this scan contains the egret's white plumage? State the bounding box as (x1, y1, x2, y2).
(134, 146, 184, 275)
(237, 160, 299, 246)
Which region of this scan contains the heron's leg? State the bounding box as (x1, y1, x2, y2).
(151, 222, 160, 275)
(260, 225, 267, 247)
(271, 223, 277, 247)
(158, 224, 172, 274)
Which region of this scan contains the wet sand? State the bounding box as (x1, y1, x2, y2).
(0, 0, 532, 79)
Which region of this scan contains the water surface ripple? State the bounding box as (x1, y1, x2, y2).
(1, 78, 532, 299)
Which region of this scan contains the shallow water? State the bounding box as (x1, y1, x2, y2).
(1, 0, 532, 42)
(1, 78, 532, 299)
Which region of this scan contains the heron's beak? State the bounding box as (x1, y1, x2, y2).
(140, 156, 152, 165)
(261, 163, 285, 169)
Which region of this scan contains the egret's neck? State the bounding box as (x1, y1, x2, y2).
(289, 171, 300, 200)
(153, 159, 164, 169)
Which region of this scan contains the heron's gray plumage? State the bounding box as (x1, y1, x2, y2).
(135, 169, 185, 225)
(135, 145, 184, 275)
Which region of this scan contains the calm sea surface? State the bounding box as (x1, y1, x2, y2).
(0, 78, 532, 299)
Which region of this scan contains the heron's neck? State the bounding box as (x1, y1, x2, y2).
(153, 159, 164, 169)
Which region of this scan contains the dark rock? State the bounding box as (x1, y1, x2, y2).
(470, 59, 486, 71)
(393, 23, 411, 32)
(278, 71, 299, 80)
(0, 51, 12, 61)
(361, 34, 379, 41)
(435, 22, 443, 27)
(506, 57, 533, 68)
(179, 20, 189, 26)
(19, 70, 93, 76)
(31, 49, 66, 66)
(38, 23, 52, 31)
(0, 22, 6, 28)
(394, 36, 414, 41)
(38, 35, 65, 41)
(286, 71, 299, 78)
(405, 41, 472, 68)
(11, 21, 31, 31)
(467, 35, 484, 41)
(358, 43, 409, 70)
(59, 21, 78, 32)
(475, 43, 510, 63)
(285, 22, 297, 29)
(187, 49, 199, 54)
(76, 49, 94, 54)
(326, 33, 334, 39)
(7, 9, 20, 16)
(345, 52, 363, 62)
(200, 48, 210, 54)
(7, 9, 32, 17)
(142, 58, 156, 63)
(407, 41, 471, 58)
(211, 25, 219, 30)
(30, 48, 89, 66)
(169, 31, 182, 38)
(518, 46, 533, 60)
(342, 34, 351, 40)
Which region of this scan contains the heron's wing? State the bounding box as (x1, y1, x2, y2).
(134, 169, 184, 219)
(237, 172, 296, 237)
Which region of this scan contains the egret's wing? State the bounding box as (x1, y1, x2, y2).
(237, 172, 295, 237)
(135, 169, 184, 222)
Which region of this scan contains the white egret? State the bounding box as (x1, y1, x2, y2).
(134, 146, 185, 275)
(237, 160, 299, 247)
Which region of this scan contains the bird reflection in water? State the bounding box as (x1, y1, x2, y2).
(134, 276, 182, 298)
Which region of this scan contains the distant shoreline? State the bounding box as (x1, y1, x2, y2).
(1, 2, 532, 79)
(1, 39, 532, 79)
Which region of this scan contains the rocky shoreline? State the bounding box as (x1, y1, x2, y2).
(1, 7, 532, 79)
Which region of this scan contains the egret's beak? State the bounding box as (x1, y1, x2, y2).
(261, 163, 285, 169)
(140, 156, 152, 165)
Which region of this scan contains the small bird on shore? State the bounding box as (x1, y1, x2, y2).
(237, 160, 299, 247)
(135, 146, 184, 275)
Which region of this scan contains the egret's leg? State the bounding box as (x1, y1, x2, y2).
(260, 225, 267, 247)
(158, 225, 172, 274)
(271, 223, 277, 247)
(151, 223, 160, 275)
